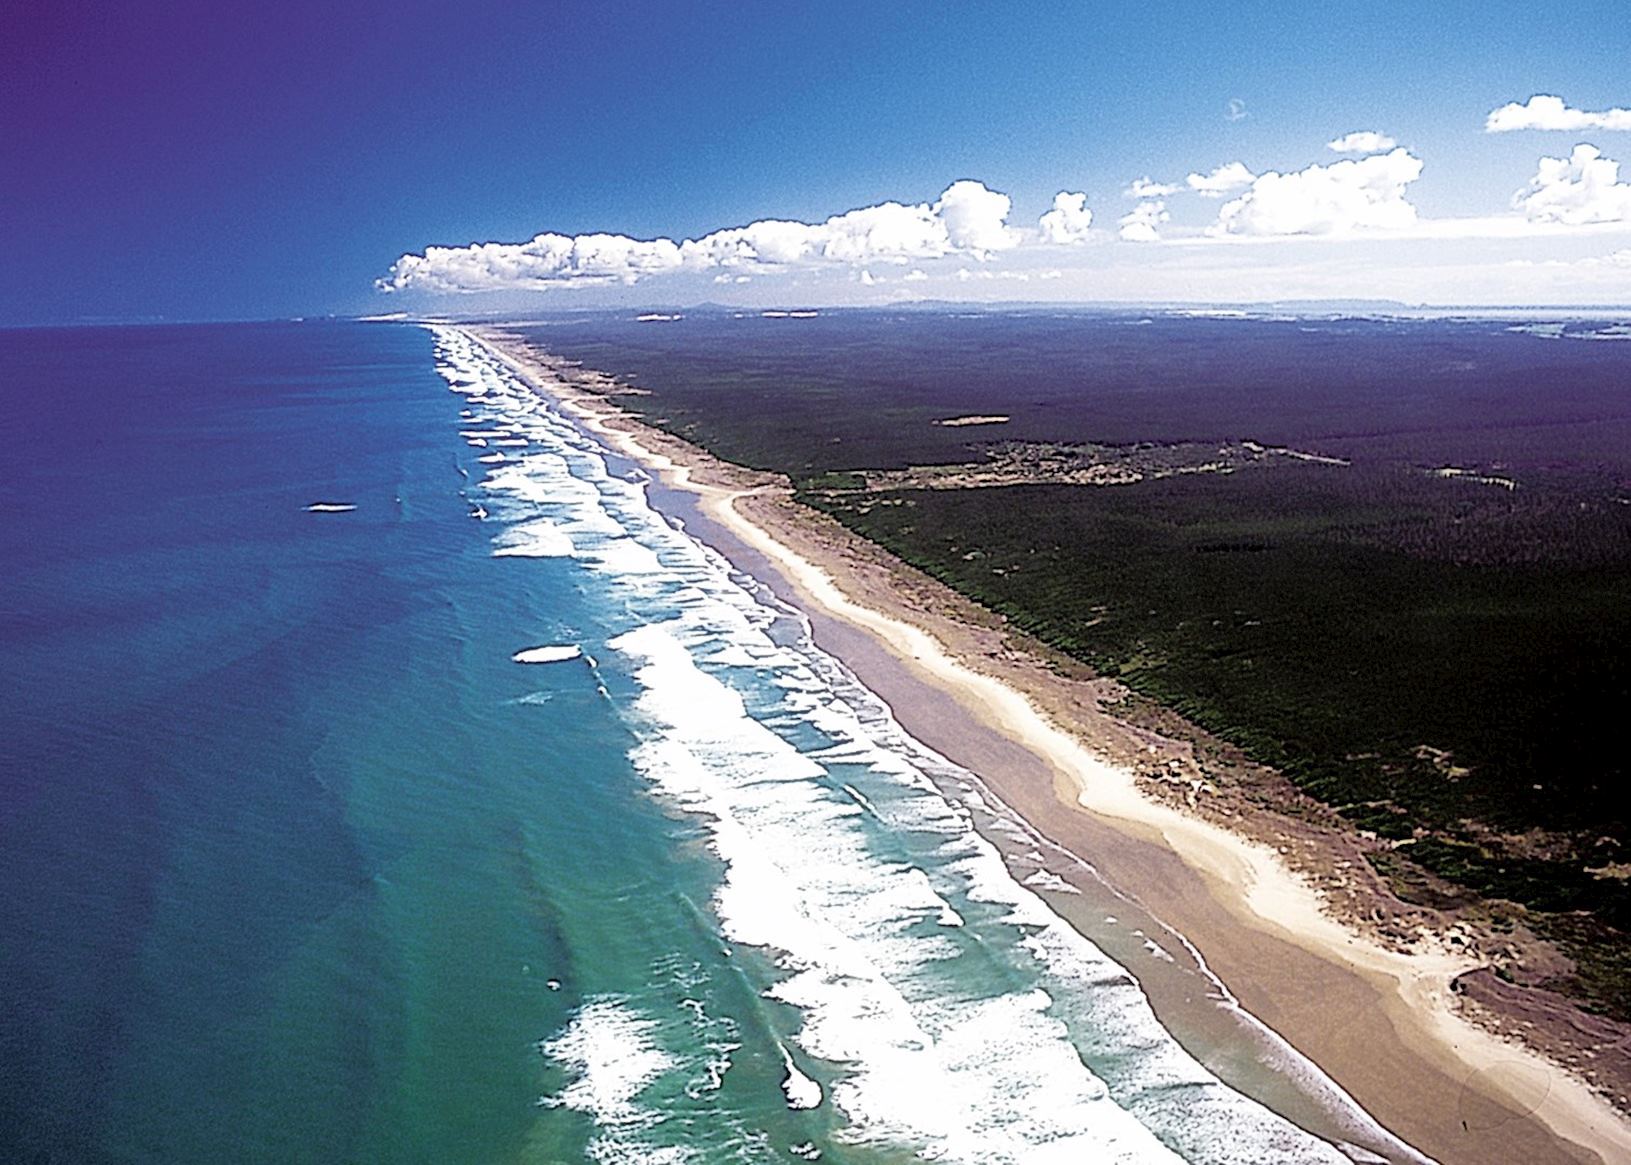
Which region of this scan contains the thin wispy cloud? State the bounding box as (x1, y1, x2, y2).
(1326, 131, 1397, 155)
(1486, 94, 1631, 133)
(1505, 248, 1631, 269)
(1125, 177, 1178, 198)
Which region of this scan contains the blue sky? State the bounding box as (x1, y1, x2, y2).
(5, 1, 1630, 323)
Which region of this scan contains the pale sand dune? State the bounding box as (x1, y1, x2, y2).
(470, 326, 1631, 1165)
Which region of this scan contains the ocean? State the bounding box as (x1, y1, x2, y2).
(2, 320, 1357, 1163)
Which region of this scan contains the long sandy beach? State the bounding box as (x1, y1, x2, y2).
(472, 324, 1631, 1165)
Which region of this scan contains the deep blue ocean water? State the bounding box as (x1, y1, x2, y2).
(1, 321, 1368, 1164)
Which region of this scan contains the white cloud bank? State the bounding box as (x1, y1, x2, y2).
(382, 130, 1631, 300)
(1125, 176, 1178, 198)
(1210, 148, 1423, 236)
(1486, 95, 1631, 133)
(1513, 144, 1631, 224)
(1186, 162, 1256, 197)
(1326, 131, 1397, 154)
(381, 180, 1018, 292)
(1038, 191, 1094, 243)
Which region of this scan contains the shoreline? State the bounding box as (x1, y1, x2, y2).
(467, 324, 1631, 1165)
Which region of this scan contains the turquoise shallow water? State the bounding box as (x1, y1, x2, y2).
(1, 320, 1354, 1163)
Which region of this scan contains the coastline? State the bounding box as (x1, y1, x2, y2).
(468, 324, 1631, 1165)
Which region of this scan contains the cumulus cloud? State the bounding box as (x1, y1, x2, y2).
(1327, 131, 1397, 154)
(1038, 191, 1094, 243)
(1186, 162, 1257, 197)
(1119, 200, 1169, 242)
(1209, 148, 1423, 236)
(381, 180, 1017, 292)
(1125, 177, 1178, 198)
(934, 179, 1019, 257)
(1512, 144, 1631, 225)
(1486, 95, 1631, 133)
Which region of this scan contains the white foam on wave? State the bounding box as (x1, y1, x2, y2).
(676, 989, 740, 1100)
(303, 502, 356, 513)
(513, 645, 583, 664)
(584, 536, 668, 576)
(779, 1044, 823, 1110)
(1143, 938, 1177, 963)
(1022, 868, 1082, 895)
(538, 998, 672, 1123)
(838, 783, 878, 817)
(492, 519, 574, 558)
(537, 997, 696, 1164)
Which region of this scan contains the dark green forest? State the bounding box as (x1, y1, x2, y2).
(520, 307, 1631, 1014)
